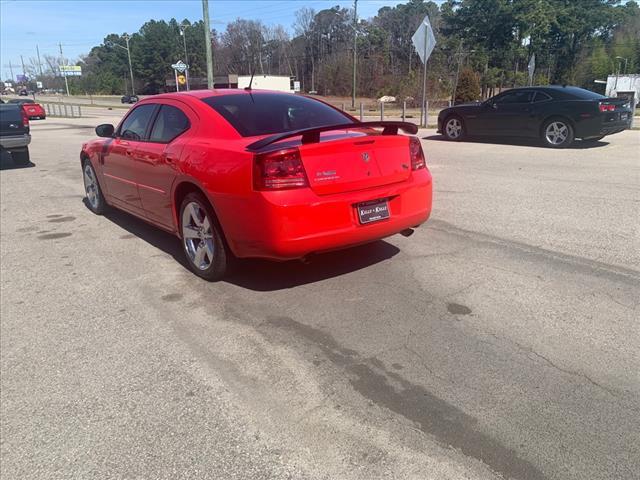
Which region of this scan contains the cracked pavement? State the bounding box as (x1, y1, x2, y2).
(1, 113, 639, 480)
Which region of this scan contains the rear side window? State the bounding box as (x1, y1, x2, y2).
(533, 92, 552, 103)
(149, 105, 190, 143)
(202, 93, 353, 137)
(119, 104, 156, 140)
(495, 90, 534, 104)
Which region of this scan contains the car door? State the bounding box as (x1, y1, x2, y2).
(133, 102, 193, 229)
(101, 103, 157, 213)
(482, 90, 535, 135)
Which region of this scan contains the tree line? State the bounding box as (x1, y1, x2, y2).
(14, 0, 640, 102)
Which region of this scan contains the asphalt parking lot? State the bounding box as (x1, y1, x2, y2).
(1, 112, 639, 480)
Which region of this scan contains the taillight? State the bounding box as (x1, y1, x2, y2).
(21, 108, 29, 127)
(599, 103, 615, 112)
(409, 136, 426, 170)
(253, 147, 309, 190)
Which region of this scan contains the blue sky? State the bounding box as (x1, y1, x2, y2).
(0, 0, 408, 80)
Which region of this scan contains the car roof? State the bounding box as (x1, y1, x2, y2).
(141, 88, 293, 102)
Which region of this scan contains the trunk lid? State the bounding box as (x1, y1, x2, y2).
(298, 131, 412, 195)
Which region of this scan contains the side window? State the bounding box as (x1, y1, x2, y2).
(149, 105, 190, 143)
(533, 92, 552, 103)
(495, 90, 534, 104)
(119, 104, 156, 141)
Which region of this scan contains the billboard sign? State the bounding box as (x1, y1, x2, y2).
(59, 65, 82, 77)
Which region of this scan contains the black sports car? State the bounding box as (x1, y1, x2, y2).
(437, 86, 633, 148)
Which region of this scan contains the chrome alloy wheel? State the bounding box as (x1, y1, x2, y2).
(182, 202, 215, 270)
(83, 163, 99, 210)
(545, 121, 569, 145)
(445, 118, 463, 139)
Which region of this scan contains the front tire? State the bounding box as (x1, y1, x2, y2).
(83, 160, 108, 214)
(542, 118, 574, 148)
(180, 192, 230, 281)
(443, 115, 465, 141)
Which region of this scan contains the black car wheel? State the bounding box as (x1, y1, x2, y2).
(11, 148, 30, 166)
(542, 118, 574, 148)
(180, 192, 231, 281)
(443, 115, 465, 141)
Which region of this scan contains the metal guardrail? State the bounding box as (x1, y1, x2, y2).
(42, 103, 83, 118)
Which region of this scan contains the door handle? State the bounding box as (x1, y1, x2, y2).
(163, 154, 176, 163)
(126, 149, 134, 157)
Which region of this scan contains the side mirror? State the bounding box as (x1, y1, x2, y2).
(95, 123, 114, 137)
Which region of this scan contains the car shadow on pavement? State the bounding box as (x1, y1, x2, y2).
(0, 150, 36, 170)
(423, 134, 610, 149)
(98, 202, 400, 291)
(227, 241, 400, 291)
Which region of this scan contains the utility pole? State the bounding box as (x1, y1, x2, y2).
(123, 35, 135, 96)
(202, 0, 214, 89)
(180, 24, 190, 90)
(351, 0, 358, 109)
(451, 44, 462, 105)
(20, 55, 26, 77)
(36, 45, 44, 77)
(59, 42, 70, 96)
(8, 60, 14, 82)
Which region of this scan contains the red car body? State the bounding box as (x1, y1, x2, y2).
(81, 90, 432, 273)
(21, 102, 46, 120)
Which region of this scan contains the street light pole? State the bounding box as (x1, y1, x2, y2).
(202, 0, 214, 89)
(180, 24, 190, 90)
(351, 0, 357, 109)
(123, 34, 135, 96)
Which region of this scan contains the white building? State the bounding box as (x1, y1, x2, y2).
(237, 75, 293, 93)
(605, 74, 640, 109)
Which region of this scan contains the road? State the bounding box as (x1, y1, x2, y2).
(1, 112, 639, 480)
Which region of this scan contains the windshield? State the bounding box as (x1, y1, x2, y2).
(202, 93, 353, 137)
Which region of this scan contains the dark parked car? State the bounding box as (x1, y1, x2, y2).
(438, 86, 632, 148)
(121, 94, 139, 104)
(0, 104, 31, 165)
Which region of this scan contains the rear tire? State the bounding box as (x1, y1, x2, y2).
(443, 115, 466, 141)
(541, 118, 574, 148)
(11, 148, 30, 166)
(180, 192, 230, 281)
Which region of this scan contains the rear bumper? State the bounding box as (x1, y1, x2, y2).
(576, 114, 631, 138)
(218, 169, 433, 260)
(0, 134, 31, 150)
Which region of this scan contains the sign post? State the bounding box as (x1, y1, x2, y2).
(528, 54, 536, 86)
(171, 61, 188, 92)
(411, 16, 437, 128)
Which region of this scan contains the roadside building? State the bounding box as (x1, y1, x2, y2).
(606, 74, 640, 110)
(165, 74, 294, 93)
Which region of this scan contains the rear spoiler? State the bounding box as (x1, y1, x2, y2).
(246, 121, 418, 152)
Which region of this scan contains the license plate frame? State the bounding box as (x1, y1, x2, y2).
(357, 199, 390, 225)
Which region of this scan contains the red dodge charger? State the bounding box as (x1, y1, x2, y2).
(81, 89, 432, 280)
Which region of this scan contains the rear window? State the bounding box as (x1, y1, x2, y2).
(561, 87, 606, 100)
(202, 93, 353, 137)
(0, 105, 22, 121)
